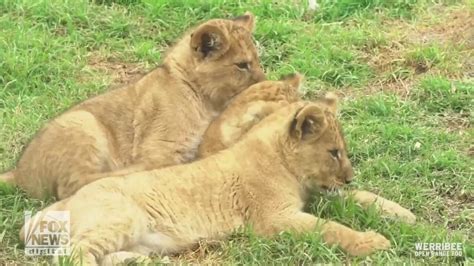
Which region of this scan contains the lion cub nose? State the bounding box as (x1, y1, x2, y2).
(344, 167, 354, 184)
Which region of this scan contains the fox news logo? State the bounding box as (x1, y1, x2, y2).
(24, 211, 71, 256)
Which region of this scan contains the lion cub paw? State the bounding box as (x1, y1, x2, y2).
(377, 200, 417, 224)
(345, 231, 391, 256)
(350, 190, 416, 224)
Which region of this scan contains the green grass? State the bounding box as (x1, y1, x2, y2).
(0, 0, 473, 264)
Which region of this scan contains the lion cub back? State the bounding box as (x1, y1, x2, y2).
(197, 74, 302, 158)
(6, 13, 266, 200)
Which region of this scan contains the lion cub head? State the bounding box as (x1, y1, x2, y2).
(164, 12, 266, 111)
(197, 74, 302, 158)
(281, 99, 354, 191)
(243, 97, 353, 192)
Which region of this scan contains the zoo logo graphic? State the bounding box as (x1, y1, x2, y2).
(414, 242, 463, 257)
(24, 211, 71, 256)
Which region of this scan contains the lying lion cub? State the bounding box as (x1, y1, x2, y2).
(198, 73, 302, 157)
(198, 75, 416, 224)
(1, 12, 265, 199)
(23, 99, 391, 265)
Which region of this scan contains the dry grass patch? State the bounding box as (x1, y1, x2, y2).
(362, 6, 473, 96)
(87, 53, 147, 86)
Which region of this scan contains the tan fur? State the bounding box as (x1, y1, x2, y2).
(23, 101, 391, 265)
(198, 80, 416, 224)
(198, 74, 302, 158)
(5, 13, 265, 199)
(347, 190, 416, 224)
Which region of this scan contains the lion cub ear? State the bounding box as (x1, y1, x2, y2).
(290, 104, 327, 141)
(281, 72, 303, 91)
(191, 24, 230, 60)
(232, 11, 255, 32)
(322, 92, 339, 114)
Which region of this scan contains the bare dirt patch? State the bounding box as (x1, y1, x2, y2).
(434, 185, 474, 234)
(442, 113, 471, 133)
(410, 8, 474, 46)
(365, 77, 416, 98)
(468, 145, 474, 157)
(151, 241, 225, 265)
(86, 53, 148, 87)
(361, 7, 473, 96)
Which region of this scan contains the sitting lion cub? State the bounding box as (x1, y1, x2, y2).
(197, 76, 416, 224)
(1, 12, 265, 199)
(23, 99, 391, 265)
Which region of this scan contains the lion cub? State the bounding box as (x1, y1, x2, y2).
(23, 99, 391, 265)
(198, 77, 415, 224)
(198, 73, 302, 157)
(1, 13, 265, 199)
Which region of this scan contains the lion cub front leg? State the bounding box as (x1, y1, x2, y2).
(258, 212, 390, 256)
(346, 190, 416, 224)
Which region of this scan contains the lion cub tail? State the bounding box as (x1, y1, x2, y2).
(0, 171, 15, 185)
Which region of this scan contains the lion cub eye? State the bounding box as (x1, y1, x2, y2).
(329, 149, 340, 159)
(235, 62, 250, 70)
